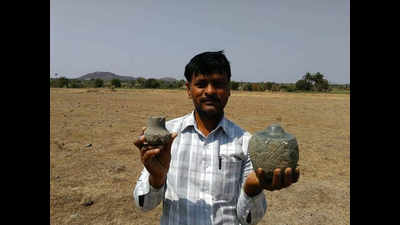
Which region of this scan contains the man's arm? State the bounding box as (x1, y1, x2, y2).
(236, 151, 267, 225)
(133, 168, 165, 211)
(236, 133, 300, 225)
(132, 127, 177, 211)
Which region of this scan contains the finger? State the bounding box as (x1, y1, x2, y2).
(272, 168, 281, 189)
(170, 132, 178, 143)
(141, 127, 147, 135)
(142, 148, 161, 163)
(283, 168, 292, 188)
(140, 143, 152, 151)
(254, 168, 263, 182)
(255, 168, 272, 188)
(141, 144, 161, 153)
(292, 167, 300, 183)
(254, 167, 263, 176)
(134, 135, 146, 150)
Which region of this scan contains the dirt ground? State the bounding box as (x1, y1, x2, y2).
(50, 88, 350, 225)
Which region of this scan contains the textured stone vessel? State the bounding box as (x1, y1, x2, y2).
(248, 124, 299, 181)
(144, 116, 172, 146)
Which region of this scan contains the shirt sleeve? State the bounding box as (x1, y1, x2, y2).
(133, 167, 165, 211)
(236, 132, 267, 225)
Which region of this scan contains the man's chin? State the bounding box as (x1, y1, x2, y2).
(196, 107, 223, 119)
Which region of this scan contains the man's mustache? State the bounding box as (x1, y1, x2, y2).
(200, 96, 220, 104)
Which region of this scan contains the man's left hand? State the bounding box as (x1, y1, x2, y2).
(244, 167, 300, 196)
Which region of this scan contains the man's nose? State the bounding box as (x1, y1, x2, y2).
(205, 83, 217, 95)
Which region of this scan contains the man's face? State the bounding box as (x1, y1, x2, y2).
(186, 73, 230, 119)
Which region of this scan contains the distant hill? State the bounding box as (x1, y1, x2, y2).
(77, 72, 137, 81)
(159, 77, 178, 82)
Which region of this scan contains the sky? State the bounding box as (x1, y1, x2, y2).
(50, 0, 349, 84)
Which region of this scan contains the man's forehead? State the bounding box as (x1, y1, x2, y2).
(191, 73, 228, 81)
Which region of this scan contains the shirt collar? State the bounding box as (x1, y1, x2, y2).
(180, 111, 234, 138)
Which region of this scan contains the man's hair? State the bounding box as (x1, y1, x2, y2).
(184, 50, 231, 82)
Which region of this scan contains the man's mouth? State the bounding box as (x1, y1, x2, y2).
(201, 98, 219, 105)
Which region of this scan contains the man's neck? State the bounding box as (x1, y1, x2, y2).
(194, 110, 223, 137)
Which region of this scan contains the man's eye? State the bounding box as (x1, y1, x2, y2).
(214, 81, 227, 88)
(195, 82, 207, 88)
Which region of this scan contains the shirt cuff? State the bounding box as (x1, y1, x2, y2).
(136, 176, 165, 196)
(237, 188, 267, 225)
(149, 181, 165, 193)
(241, 188, 265, 203)
(134, 176, 165, 210)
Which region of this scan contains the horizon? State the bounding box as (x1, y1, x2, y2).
(50, 71, 349, 85)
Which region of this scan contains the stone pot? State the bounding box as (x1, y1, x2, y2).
(144, 116, 172, 146)
(248, 124, 299, 182)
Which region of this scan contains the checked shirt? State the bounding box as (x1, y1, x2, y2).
(133, 111, 267, 225)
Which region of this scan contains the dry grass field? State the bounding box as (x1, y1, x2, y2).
(50, 88, 350, 225)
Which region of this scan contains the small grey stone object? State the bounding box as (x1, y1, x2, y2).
(248, 124, 299, 182)
(70, 213, 79, 219)
(144, 116, 172, 146)
(80, 196, 94, 207)
(85, 144, 92, 147)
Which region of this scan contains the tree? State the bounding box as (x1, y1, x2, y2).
(94, 78, 104, 88)
(178, 79, 186, 88)
(144, 78, 160, 88)
(251, 83, 265, 91)
(296, 79, 312, 91)
(296, 73, 313, 91)
(241, 83, 252, 91)
(264, 82, 274, 91)
(111, 78, 121, 88)
(271, 83, 280, 92)
(296, 72, 329, 91)
(54, 77, 69, 88)
(310, 72, 329, 91)
(135, 77, 146, 88)
(303, 72, 313, 82)
(230, 81, 239, 90)
(314, 78, 330, 92)
(128, 80, 136, 88)
(69, 79, 83, 88)
(280, 84, 295, 92)
(312, 72, 324, 83)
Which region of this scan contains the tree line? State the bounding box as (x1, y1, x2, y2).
(50, 77, 187, 89)
(50, 72, 349, 93)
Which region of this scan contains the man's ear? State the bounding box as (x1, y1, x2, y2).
(186, 82, 191, 98)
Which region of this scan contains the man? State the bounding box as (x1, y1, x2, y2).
(133, 51, 299, 225)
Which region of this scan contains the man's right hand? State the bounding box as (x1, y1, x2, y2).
(134, 127, 177, 188)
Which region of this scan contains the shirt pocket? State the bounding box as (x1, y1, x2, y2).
(212, 155, 242, 202)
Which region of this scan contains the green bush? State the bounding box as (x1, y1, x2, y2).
(51, 77, 69, 88)
(144, 78, 160, 88)
(111, 79, 121, 88)
(295, 72, 330, 92)
(69, 79, 84, 88)
(135, 78, 146, 88)
(264, 82, 274, 91)
(296, 79, 311, 91)
(94, 79, 104, 88)
(271, 83, 280, 92)
(230, 81, 239, 90)
(314, 78, 329, 92)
